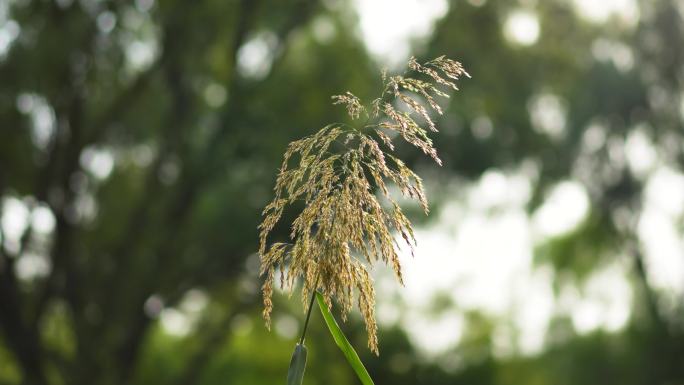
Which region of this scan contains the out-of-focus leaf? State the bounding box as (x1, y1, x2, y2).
(316, 292, 374, 385)
(286, 343, 308, 385)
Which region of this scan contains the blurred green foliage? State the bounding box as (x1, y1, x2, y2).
(0, 0, 683, 384)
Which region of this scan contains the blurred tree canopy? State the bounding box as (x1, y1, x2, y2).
(0, 0, 683, 384)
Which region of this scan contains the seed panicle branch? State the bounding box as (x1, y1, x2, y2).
(259, 56, 468, 354)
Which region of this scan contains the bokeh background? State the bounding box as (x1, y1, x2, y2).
(1, 0, 684, 384)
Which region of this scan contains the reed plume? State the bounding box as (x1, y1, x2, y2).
(259, 56, 469, 354)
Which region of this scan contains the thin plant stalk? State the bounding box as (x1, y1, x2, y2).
(299, 286, 318, 345)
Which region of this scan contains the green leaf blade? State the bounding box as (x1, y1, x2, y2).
(286, 343, 308, 385)
(315, 292, 375, 385)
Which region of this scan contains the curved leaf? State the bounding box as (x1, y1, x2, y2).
(315, 292, 375, 385)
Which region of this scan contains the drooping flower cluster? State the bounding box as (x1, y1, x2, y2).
(259, 56, 469, 354)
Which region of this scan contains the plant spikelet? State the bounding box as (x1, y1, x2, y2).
(332, 91, 365, 120)
(258, 56, 467, 354)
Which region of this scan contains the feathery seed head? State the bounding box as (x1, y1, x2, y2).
(259, 56, 467, 354)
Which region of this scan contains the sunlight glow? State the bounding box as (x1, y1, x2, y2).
(405, 310, 464, 354)
(15, 253, 51, 281)
(237, 31, 278, 80)
(125, 40, 158, 70)
(513, 267, 555, 355)
(568, 263, 632, 334)
(572, 0, 639, 26)
(0, 19, 20, 59)
(625, 127, 657, 179)
(529, 93, 567, 140)
(311, 16, 336, 44)
(16, 93, 56, 150)
(121, 9, 159, 72)
(354, 0, 448, 66)
(592, 38, 635, 72)
(160, 308, 192, 337)
(1, 197, 29, 251)
(639, 168, 684, 294)
(532, 181, 589, 238)
(376, 168, 635, 357)
(159, 289, 209, 337)
(96, 11, 117, 34)
(80, 147, 115, 180)
(503, 10, 540, 46)
(31, 205, 56, 234)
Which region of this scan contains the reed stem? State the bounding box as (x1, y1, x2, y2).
(298, 289, 317, 345)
